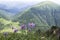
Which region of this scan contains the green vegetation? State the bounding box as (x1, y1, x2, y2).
(0, 18, 19, 33)
(13, 1, 60, 30)
(0, 10, 13, 20)
(0, 1, 60, 40)
(0, 31, 58, 40)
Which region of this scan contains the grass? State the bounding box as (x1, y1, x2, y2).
(0, 31, 57, 40)
(0, 26, 58, 40)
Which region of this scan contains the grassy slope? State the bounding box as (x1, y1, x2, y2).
(0, 18, 20, 33)
(13, 1, 60, 31)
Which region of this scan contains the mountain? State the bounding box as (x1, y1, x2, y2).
(13, 1, 60, 31)
(0, 10, 13, 20)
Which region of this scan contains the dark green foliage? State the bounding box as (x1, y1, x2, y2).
(45, 26, 60, 40)
(51, 26, 58, 30)
(0, 32, 58, 40)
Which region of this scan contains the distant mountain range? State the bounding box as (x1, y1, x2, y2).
(0, 4, 25, 14)
(0, 10, 14, 20)
(0, 3, 36, 14)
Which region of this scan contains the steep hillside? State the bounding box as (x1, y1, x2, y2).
(13, 1, 60, 31)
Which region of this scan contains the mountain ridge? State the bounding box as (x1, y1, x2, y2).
(12, 1, 60, 31)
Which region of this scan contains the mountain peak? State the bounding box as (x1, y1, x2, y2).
(40, 1, 55, 3)
(39, 1, 57, 4)
(32, 1, 60, 8)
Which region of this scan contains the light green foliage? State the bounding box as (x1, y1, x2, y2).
(0, 18, 20, 33)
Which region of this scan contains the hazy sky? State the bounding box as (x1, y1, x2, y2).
(0, 0, 60, 5)
(0, 0, 60, 9)
(0, 0, 60, 3)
